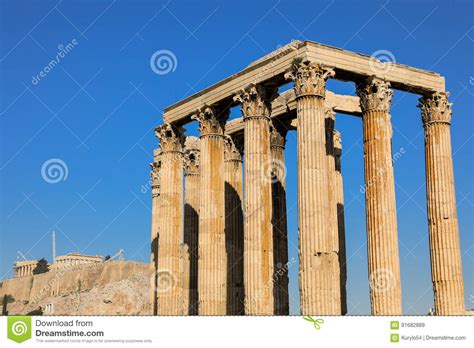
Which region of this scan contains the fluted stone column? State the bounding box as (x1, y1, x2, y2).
(334, 130, 347, 315)
(418, 92, 465, 315)
(192, 105, 229, 315)
(356, 77, 402, 315)
(325, 107, 343, 315)
(285, 61, 339, 315)
(269, 121, 289, 315)
(181, 244, 190, 315)
(183, 137, 201, 315)
(234, 84, 277, 315)
(224, 135, 244, 315)
(155, 123, 185, 315)
(150, 154, 161, 315)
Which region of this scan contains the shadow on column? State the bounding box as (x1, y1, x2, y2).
(337, 202, 347, 315)
(151, 233, 159, 315)
(272, 179, 290, 315)
(225, 182, 244, 315)
(183, 203, 199, 315)
(325, 117, 335, 156)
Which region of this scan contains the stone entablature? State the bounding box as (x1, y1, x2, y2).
(163, 41, 444, 124)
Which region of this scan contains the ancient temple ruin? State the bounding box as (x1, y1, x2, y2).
(150, 41, 465, 316)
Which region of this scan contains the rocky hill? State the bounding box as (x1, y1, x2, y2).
(0, 261, 153, 315)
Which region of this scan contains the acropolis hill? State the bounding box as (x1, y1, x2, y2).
(0, 261, 152, 315)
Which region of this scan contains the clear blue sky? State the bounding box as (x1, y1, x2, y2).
(0, 0, 472, 315)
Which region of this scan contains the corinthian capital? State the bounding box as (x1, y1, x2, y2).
(418, 91, 452, 126)
(224, 135, 242, 162)
(191, 105, 229, 137)
(284, 61, 335, 98)
(233, 84, 278, 120)
(150, 161, 161, 196)
(355, 77, 393, 113)
(269, 121, 288, 149)
(333, 130, 342, 172)
(155, 123, 184, 153)
(184, 136, 200, 175)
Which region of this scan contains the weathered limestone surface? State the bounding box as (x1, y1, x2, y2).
(183, 137, 200, 315)
(163, 41, 444, 124)
(285, 61, 340, 315)
(324, 107, 342, 314)
(224, 135, 245, 315)
(418, 92, 465, 315)
(334, 130, 347, 315)
(1, 261, 151, 315)
(234, 84, 276, 315)
(269, 121, 290, 315)
(149, 155, 161, 315)
(155, 123, 185, 315)
(192, 106, 229, 315)
(181, 244, 190, 315)
(356, 77, 402, 315)
(225, 90, 362, 138)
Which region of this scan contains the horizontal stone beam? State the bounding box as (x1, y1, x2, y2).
(164, 40, 444, 125)
(225, 90, 361, 136)
(304, 41, 444, 94)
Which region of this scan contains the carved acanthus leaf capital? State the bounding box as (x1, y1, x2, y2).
(224, 135, 242, 162)
(269, 121, 288, 149)
(150, 161, 161, 196)
(333, 130, 342, 172)
(183, 136, 200, 175)
(418, 91, 452, 126)
(285, 61, 335, 98)
(355, 77, 393, 113)
(333, 130, 342, 152)
(184, 149, 200, 175)
(191, 105, 229, 137)
(233, 84, 278, 120)
(325, 107, 336, 121)
(155, 123, 184, 153)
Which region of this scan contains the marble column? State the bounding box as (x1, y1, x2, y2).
(285, 61, 340, 315)
(334, 130, 347, 315)
(150, 152, 161, 315)
(181, 244, 190, 315)
(234, 84, 277, 315)
(325, 107, 343, 315)
(183, 136, 201, 315)
(192, 105, 229, 315)
(356, 77, 402, 315)
(154, 123, 185, 315)
(224, 135, 244, 315)
(269, 121, 289, 315)
(418, 92, 465, 315)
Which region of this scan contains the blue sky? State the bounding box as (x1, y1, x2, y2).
(0, 0, 472, 315)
